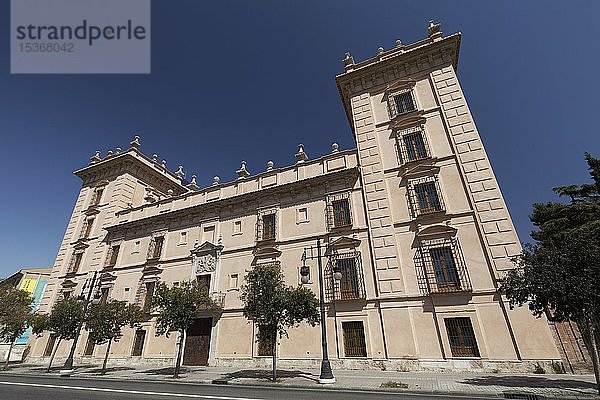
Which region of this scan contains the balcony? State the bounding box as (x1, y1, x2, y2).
(415, 238, 472, 295)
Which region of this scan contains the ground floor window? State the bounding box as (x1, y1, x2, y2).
(342, 321, 367, 357)
(44, 334, 57, 357)
(131, 329, 146, 356)
(83, 335, 95, 356)
(257, 325, 274, 356)
(444, 317, 480, 357)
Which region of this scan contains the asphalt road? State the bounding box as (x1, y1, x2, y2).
(0, 374, 498, 400)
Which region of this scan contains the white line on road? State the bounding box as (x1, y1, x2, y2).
(0, 381, 263, 400)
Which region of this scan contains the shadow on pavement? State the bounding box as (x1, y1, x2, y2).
(461, 375, 597, 392)
(216, 369, 319, 383)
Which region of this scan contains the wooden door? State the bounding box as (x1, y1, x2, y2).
(183, 318, 212, 366)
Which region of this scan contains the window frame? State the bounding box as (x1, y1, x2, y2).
(342, 321, 367, 358)
(396, 125, 431, 165)
(325, 250, 366, 301)
(444, 317, 480, 358)
(408, 176, 445, 217)
(326, 192, 353, 231)
(414, 237, 471, 295)
(256, 208, 278, 242)
(388, 87, 418, 119)
(131, 329, 146, 357)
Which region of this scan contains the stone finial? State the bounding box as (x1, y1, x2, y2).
(107, 150, 114, 157)
(428, 20, 441, 37)
(213, 176, 220, 186)
(167, 189, 174, 197)
(90, 151, 101, 164)
(115, 147, 122, 154)
(130, 135, 141, 148)
(266, 160, 274, 171)
(295, 144, 308, 163)
(152, 154, 158, 162)
(377, 46, 384, 55)
(395, 39, 403, 47)
(217, 235, 223, 246)
(187, 175, 199, 190)
(332, 143, 339, 153)
(161, 159, 167, 169)
(236, 160, 250, 179)
(343, 52, 355, 70)
(144, 187, 157, 203)
(175, 165, 185, 180)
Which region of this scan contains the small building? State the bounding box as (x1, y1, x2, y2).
(28, 22, 565, 373)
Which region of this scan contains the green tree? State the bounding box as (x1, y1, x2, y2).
(240, 263, 319, 381)
(30, 298, 86, 372)
(152, 281, 221, 378)
(500, 153, 600, 393)
(85, 300, 143, 375)
(0, 288, 33, 369)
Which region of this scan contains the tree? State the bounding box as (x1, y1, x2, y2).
(0, 288, 33, 369)
(152, 281, 221, 378)
(85, 300, 143, 375)
(500, 153, 600, 393)
(240, 263, 319, 382)
(30, 298, 86, 372)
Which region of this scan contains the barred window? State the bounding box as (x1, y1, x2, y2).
(105, 244, 120, 268)
(414, 237, 471, 295)
(325, 250, 366, 301)
(326, 192, 352, 230)
(132, 330, 146, 356)
(91, 187, 104, 206)
(44, 334, 57, 357)
(67, 251, 83, 274)
(257, 324, 275, 356)
(80, 217, 94, 239)
(147, 236, 164, 260)
(394, 91, 415, 115)
(99, 287, 110, 304)
(408, 177, 445, 217)
(83, 335, 95, 356)
(256, 209, 277, 241)
(397, 126, 430, 164)
(444, 317, 480, 357)
(342, 321, 367, 357)
(142, 281, 156, 312)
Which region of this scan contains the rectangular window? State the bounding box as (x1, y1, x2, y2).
(197, 275, 211, 291)
(44, 334, 57, 357)
(106, 244, 120, 268)
(413, 181, 442, 215)
(83, 335, 95, 356)
(91, 188, 104, 206)
(179, 231, 187, 245)
(203, 226, 216, 243)
(332, 199, 352, 228)
(143, 282, 156, 312)
(444, 317, 480, 357)
(133, 240, 141, 254)
(430, 247, 460, 290)
(229, 274, 239, 289)
(131, 330, 146, 356)
(338, 257, 360, 300)
(257, 325, 274, 356)
(147, 236, 164, 260)
(68, 252, 83, 274)
(262, 214, 276, 240)
(342, 321, 367, 357)
(297, 208, 308, 223)
(81, 218, 94, 239)
(99, 287, 110, 304)
(394, 91, 415, 115)
(233, 220, 242, 234)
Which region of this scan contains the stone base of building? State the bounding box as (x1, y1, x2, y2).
(0, 344, 29, 363)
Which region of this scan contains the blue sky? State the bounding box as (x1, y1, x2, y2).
(0, 1, 598, 277)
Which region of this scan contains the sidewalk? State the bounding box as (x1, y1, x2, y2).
(1, 362, 598, 399)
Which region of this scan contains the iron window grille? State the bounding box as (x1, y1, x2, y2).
(326, 192, 353, 230)
(79, 217, 94, 239)
(104, 244, 120, 268)
(91, 187, 104, 207)
(257, 324, 275, 356)
(256, 209, 277, 241)
(342, 321, 367, 357)
(388, 88, 417, 119)
(67, 251, 83, 274)
(131, 329, 146, 356)
(146, 236, 164, 261)
(396, 126, 430, 165)
(414, 237, 471, 295)
(444, 317, 480, 357)
(408, 177, 445, 217)
(325, 250, 366, 301)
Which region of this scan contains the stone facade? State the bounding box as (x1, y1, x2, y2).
(28, 23, 563, 373)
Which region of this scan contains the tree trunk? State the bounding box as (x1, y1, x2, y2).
(101, 339, 112, 375)
(47, 337, 62, 373)
(587, 316, 600, 394)
(271, 330, 277, 382)
(174, 329, 184, 379)
(3, 340, 15, 370)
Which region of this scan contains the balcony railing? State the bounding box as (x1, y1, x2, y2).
(325, 250, 366, 301)
(414, 237, 471, 295)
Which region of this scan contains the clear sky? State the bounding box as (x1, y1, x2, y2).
(0, 1, 598, 277)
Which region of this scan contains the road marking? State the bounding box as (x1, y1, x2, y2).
(0, 381, 262, 400)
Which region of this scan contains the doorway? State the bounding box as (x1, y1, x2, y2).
(183, 318, 212, 366)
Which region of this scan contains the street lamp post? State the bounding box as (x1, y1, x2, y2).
(60, 271, 99, 376)
(300, 237, 341, 384)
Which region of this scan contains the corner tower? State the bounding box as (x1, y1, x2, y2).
(336, 22, 560, 369)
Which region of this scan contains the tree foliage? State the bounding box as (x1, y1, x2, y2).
(31, 298, 85, 341)
(0, 288, 33, 369)
(240, 263, 319, 381)
(152, 280, 221, 378)
(85, 300, 143, 374)
(499, 153, 600, 391)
